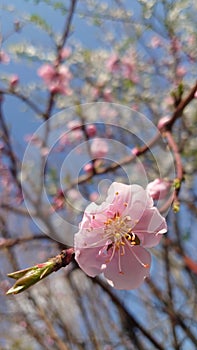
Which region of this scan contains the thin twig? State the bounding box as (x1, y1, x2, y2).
(0, 234, 50, 249)
(0, 95, 21, 191)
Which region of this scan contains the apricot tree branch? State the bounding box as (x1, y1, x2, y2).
(6, 248, 75, 294)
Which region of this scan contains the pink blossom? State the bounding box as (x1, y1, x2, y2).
(194, 91, 197, 99)
(89, 191, 99, 202)
(41, 146, 49, 156)
(83, 163, 93, 173)
(131, 147, 140, 156)
(19, 321, 27, 329)
(176, 66, 187, 77)
(67, 120, 82, 130)
(24, 134, 42, 147)
(9, 74, 19, 88)
(86, 124, 97, 137)
(74, 182, 167, 290)
(0, 50, 10, 64)
(53, 190, 65, 210)
(150, 36, 162, 48)
(164, 96, 174, 107)
(106, 53, 120, 73)
(64, 121, 84, 142)
(107, 53, 139, 83)
(131, 104, 139, 111)
(67, 189, 80, 201)
(37, 63, 72, 95)
(91, 138, 109, 158)
(171, 37, 181, 53)
(60, 47, 71, 60)
(92, 87, 100, 99)
(37, 64, 55, 81)
(58, 132, 70, 147)
(92, 87, 113, 102)
(146, 179, 171, 200)
(121, 57, 138, 82)
(103, 88, 113, 102)
(157, 116, 171, 130)
(71, 129, 83, 142)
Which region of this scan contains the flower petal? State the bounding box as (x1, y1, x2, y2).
(106, 183, 153, 219)
(75, 246, 109, 277)
(134, 207, 167, 247)
(104, 245, 151, 290)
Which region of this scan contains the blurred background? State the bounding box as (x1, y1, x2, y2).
(0, 1, 197, 349)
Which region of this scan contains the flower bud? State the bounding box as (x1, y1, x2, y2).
(157, 116, 171, 130)
(146, 178, 171, 200)
(6, 261, 54, 295)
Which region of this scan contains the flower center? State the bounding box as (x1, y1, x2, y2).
(104, 213, 140, 249)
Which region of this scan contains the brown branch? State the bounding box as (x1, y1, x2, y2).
(0, 234, 50, 249)
(168, 81, 197, 128)
(0, 203, 34, 216)
(0, 88, 44, 116)
(64, 81, 197, 192)
(0, 96, 21, 192)
(57, 0, 78, 55)
(44, 0, 78, 120)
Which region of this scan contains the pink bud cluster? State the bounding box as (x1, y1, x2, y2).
(38, 63, 72, 95)
(106, 53, 139, 83)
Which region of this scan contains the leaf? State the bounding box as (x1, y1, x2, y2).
(30, 14, 51, 33)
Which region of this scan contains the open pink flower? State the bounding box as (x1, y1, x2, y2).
(74, 182, 167, 290)
(146, 178, 171, 200)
